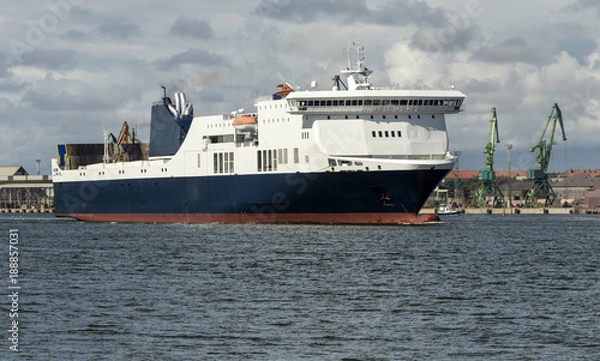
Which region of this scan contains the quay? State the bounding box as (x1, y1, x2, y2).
(0, 208, 54, 213)
(421, 207, 597, 215)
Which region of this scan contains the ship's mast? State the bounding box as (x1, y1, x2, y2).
(341, 42, 372, 91)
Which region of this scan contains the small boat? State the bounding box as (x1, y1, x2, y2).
(232, 114, 258, 132)
(437, 203, 462, 215)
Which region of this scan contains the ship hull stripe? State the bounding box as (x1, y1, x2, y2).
(55, 212, 440, 224)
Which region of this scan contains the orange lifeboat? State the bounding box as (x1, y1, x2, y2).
(274, 83, 294, 99)
(233, 114, 258, 132)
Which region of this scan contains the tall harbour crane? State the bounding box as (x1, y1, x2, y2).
(473, 108, 504, 208)
(524, 103, 567, 207)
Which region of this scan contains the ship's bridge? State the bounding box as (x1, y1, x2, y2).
(285, 89, 466, 115)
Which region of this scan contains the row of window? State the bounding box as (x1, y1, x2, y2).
(213, 152, 235, 174)
(328, 114, 435, 120)
(263, 117, 291, 123)
(372, 130, 402, 138)
(292, 98, 463, 108)
(257, 148, 299, 172)
(258, 102, 287, 111)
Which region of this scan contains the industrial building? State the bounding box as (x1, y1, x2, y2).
(0, 166, 53, 212)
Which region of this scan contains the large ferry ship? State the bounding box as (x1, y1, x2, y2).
(52, 44, 466, 224)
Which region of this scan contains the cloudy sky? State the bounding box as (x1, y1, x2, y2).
(1, 0, 599, 174)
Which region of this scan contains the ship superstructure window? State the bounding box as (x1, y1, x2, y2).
(214, 152, 234, 174)
(294, 148, 299, 164)
(263, 150, 268, 170)
(207, 134, 234, 144)
(371, 130, 402, 138)
(257, 151, 262, 172)
(257, 149, 282, 172)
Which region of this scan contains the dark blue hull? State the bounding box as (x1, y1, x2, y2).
(53, 169, 449, 223)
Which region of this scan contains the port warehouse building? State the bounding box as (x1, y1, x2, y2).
(0, 166, 53, 211)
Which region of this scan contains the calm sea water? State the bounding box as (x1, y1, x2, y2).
(2, 213, 599, 360)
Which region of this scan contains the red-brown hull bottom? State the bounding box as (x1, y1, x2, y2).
(56, 212, 441, 224)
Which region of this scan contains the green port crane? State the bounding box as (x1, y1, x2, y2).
(524, 103, 567, 207)
(472, 108, 504, 208)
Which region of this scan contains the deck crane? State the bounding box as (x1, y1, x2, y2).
(472, 108, 504, 208)
(524, 103, 567, 207)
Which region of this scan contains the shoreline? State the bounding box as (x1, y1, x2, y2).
(421, 207, 599, 215)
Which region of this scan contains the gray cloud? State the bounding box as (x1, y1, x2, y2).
(476, 36, 545, 64)
(61, 29, 90, 41)
(170, 16, 214, 39)
(462, 79, 501, 94)
(96, 19, 140, 40)
(557, 37, 596, 63)
(0, 52, 11, 79)
(22, 88, 113, 111)
(69, 6, 97, 22)
(154, 48, 231, 71)
(0, 80, 27, 93)
(254, 0, 447, 27)
(563, 0, 600, 15)
(20, 49, 77, 71)
(411, 24, 481, 53)
(21, 74, 129, 112)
